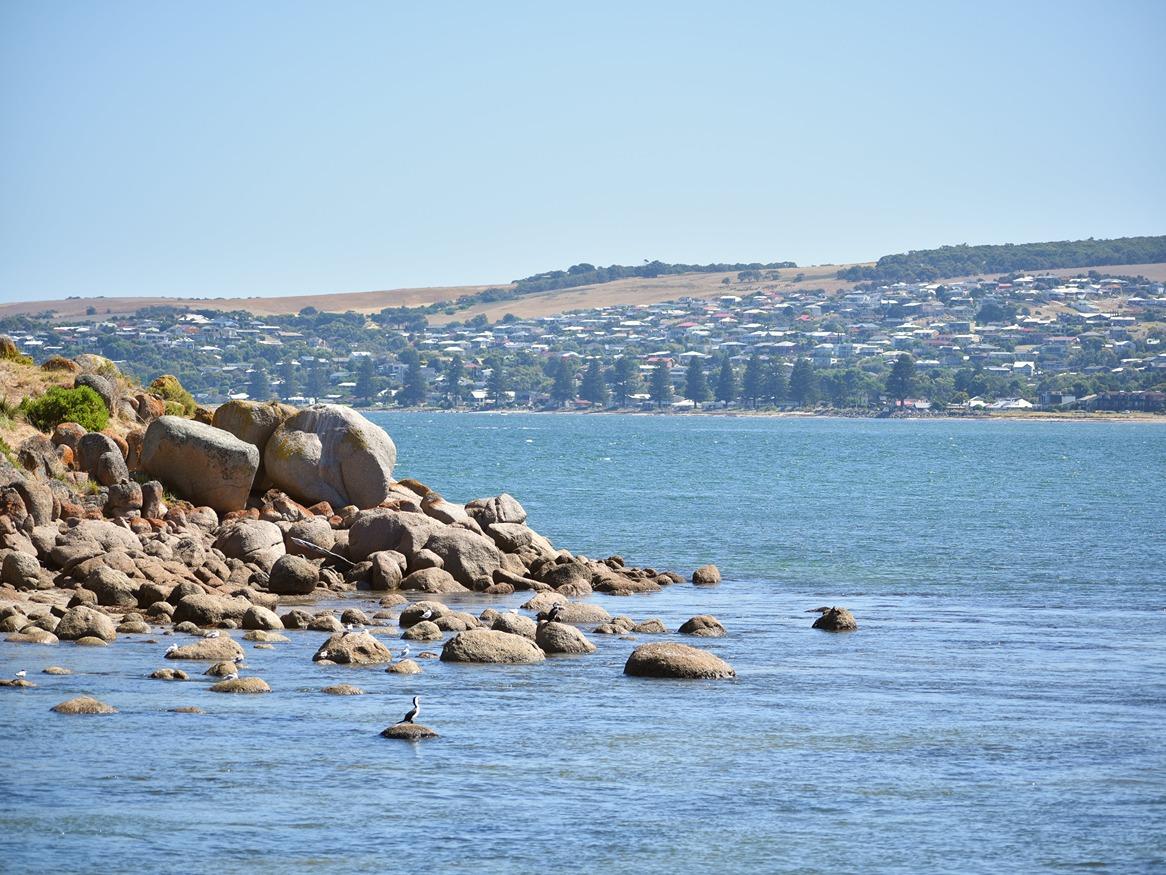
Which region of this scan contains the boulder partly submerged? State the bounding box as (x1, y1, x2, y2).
(440, 629, 545, 664)
(623, 643, 735, 680)
(535, 621, 596, 655)
(381, 722, 438, 740)
(264, 405, 396, 509)
(140, 416, 259, 513)
(209, 676, 271, 694)
(313, 631, 394, 665)
(165, 637, 245, 661)
(51, 695, 118, 715)
(812, 606, 858, 632)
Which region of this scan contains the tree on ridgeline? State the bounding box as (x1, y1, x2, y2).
(550, 357, 577, 405)
(445, 355, 465, 405)
(354, 356, 377, 404)
(684, 356, 711, 403)
(742, 355, 763, 408)
(486, 358, 508, 407)
(886, 353, 916, 407)
(715, 354, 737, 404)
(788, 359, 817, 407)
(579, 358, 609, 406)
(610, 356, 640, 406)
(763, 361, 788, 406)
(248, 366, 271, 401)
(649, 364, 673, 408)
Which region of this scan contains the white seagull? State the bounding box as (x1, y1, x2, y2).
(15, 669, 27, 679)
(204, 630, 221, 639)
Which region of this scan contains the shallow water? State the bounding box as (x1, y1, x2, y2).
(2, 414, 1164, 873)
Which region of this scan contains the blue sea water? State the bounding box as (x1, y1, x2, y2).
(2, 414, 1164, 873)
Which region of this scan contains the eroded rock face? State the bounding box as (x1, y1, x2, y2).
(440, 629, 545, 664)
(465, 493, 527, 527)
(623, 643, 735, 679)
(264, 405, 396, 509)
(141, 417, 259, 512)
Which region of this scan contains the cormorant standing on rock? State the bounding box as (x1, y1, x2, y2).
(402, 696, 420, 724)
(540, 603, 565, 624)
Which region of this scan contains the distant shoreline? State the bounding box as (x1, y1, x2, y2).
(353, 406, 1166, 424)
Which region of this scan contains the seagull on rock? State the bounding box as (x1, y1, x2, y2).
(204, 630, 221, 639)
(401, 696, 420, 724)
(15, 669, 26, 679)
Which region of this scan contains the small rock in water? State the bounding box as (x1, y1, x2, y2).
(691, 564, 722, 585)
(170, 706, 204, 714)
(322, 684, 365, 696)
(1, 678, 36, 688)
(678, 615, 726, 637)
(51, 695, 118, 714)
(386, 658, 422, 674)
(631, 618, 669, 634)
(209, 677, 271, 694)
(381, 722, 438, 740)
(204, 661, 240, 677)
(624, 643, 735, 680)
(42, 666, 72, 675)
(149, 668, 188, 681)
(812, 606, 858, 632)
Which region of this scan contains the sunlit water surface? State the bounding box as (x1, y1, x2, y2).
(2, 415, 1164, 873)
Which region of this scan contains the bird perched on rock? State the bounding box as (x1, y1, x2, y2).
(399, 645, 411, 660)
(15, 669, 26, 679)
(204, 630, 221, 639)
(223, 671, 239, 681)
(165, 644, 179, 655)
(233, 654, 245, 664)
(401, 695, 420, 724)
(539, 603, 565, 624)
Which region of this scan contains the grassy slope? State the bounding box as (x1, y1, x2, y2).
(1, 263, 1164, 326)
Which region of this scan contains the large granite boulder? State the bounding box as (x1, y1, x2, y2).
(264, 405, 396, 509)
(313, 631, 393, 665)
(76, 432, 123, 477)
(165, 636, 245, 661)
(465, 493, 527, 527)
(440, 629, 545, 664)
(212, 519, 285, 569)
(140, 417, 259, 512)
(624, 643, 735, 679)
(212, 400, 296, 486)
(423, 528, 504, 589)
(348, 509, 444, 562)
(55, 605, 117, 642)
(267, 554, 319, 595)
(398, 567, 468, 593)
(172, 593, 251, 626)
(535, 621, 597, 655)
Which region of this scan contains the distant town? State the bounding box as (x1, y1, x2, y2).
(3, 268, 1165, 415)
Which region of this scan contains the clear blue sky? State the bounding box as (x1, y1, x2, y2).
(2, 0, 1163, 303)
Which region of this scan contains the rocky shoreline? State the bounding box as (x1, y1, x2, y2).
(2, 372, 793, 727)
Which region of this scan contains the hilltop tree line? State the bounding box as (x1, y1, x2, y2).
(504, 259, 797, 295)
(837, 236, 1166, 284)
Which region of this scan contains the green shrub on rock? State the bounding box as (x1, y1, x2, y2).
(21, 385, 109, 432)
(148, 374, 196, 417)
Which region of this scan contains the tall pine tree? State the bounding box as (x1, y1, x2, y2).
(684, 357, 711, 403)
(579, 359, 609, 405)
(715, 354, 737, 403)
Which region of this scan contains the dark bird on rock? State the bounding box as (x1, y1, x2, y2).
(402, 695, 420, 724)
(805, 606, 832, 614)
